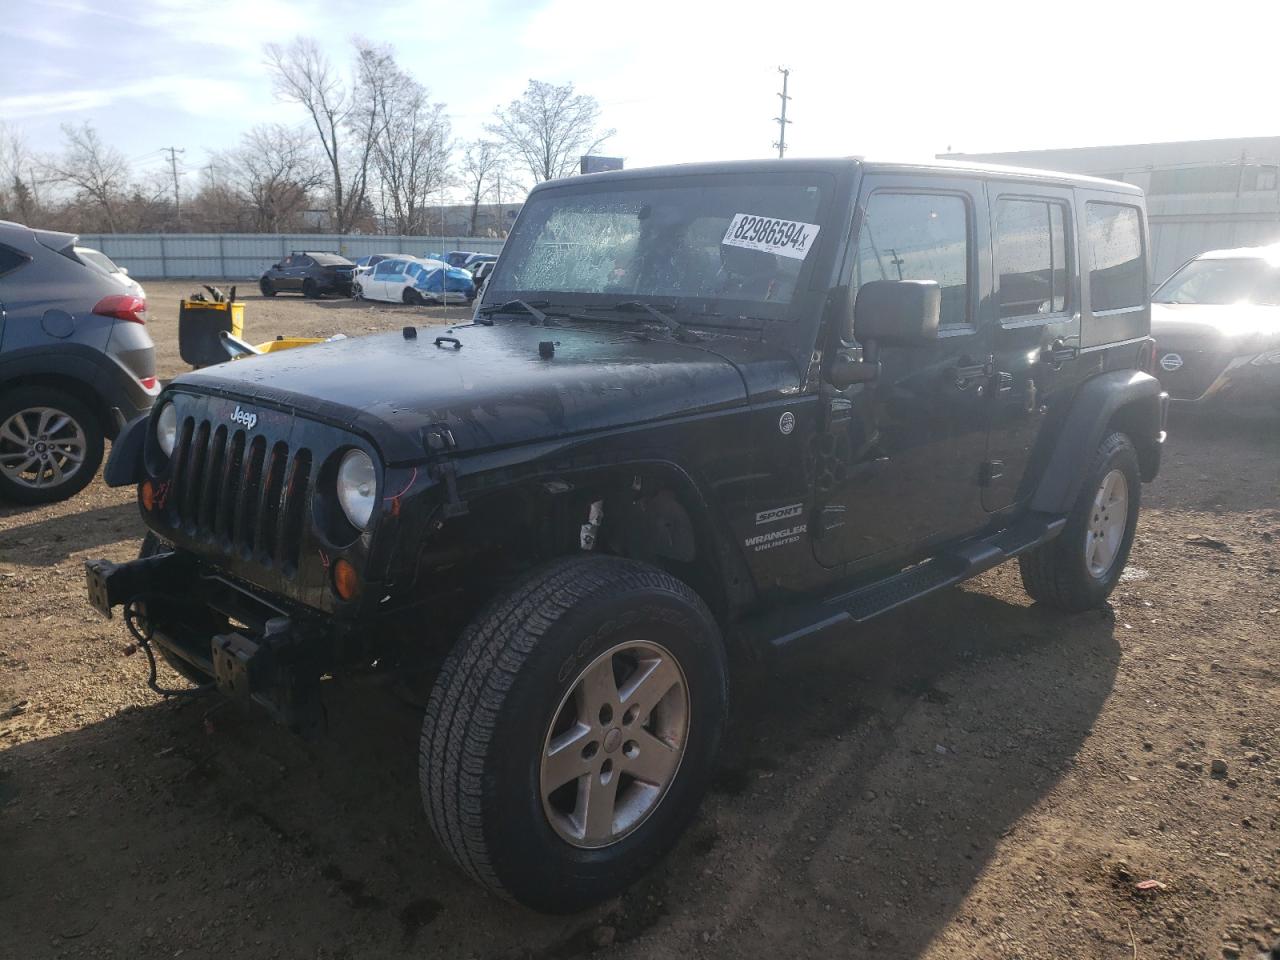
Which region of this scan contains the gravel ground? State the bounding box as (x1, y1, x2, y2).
(0, 293, 1278, 960)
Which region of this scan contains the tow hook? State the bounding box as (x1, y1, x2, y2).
(580, 500, 604, 550)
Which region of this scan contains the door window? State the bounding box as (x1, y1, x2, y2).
(372, 261, 394, 277)
(994, 198, 1070, 319)
(296, 256, 314, 268)
(387, 261, 406, 276)
(1086, 203, 1144, 312)
(854, 192, 970, 328)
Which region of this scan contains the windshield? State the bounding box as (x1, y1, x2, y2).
(486, 173, 832, 320)
(1154, 257, 1280, 306)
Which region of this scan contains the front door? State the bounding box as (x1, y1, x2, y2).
(981, 185, 1084, 512)
(812, 176, 994, 568)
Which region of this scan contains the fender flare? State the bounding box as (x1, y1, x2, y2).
(1031, 370, 1166, 515)
(0, 344, 135, 437)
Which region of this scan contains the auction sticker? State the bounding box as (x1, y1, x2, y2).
(723, 214, 820, 260)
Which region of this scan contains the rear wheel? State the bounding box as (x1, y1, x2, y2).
(259, 279, 276, 297)
(421, 555, 728, 912)
(1019, 431, 1141, 611)
(0, 386, 104, 505)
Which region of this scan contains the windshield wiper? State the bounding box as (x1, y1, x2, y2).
(612, 301, 700, 343)
(476, 298, 551, 325)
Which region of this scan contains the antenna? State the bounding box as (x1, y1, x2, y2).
(773, 67, 791, 159)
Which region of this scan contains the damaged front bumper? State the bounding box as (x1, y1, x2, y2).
(86, 551, 336, 731)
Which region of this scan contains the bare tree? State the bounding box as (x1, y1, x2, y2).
(47, 122, 130, 232)
(355, 41, 451, 235)
(265, 37, 377, 233)
(216, 124, 324, 231)
(0, 123, 41, 223)
(487, 80, 614, 184)
(461, 140, 501, 235)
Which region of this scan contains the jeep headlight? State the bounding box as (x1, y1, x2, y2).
(156, 402, 178, 457)
(336, 449, 377, 530)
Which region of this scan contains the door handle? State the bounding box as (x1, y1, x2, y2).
(1041, 339, 1078, 368)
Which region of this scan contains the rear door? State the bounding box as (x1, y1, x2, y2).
(982, 184, 1085, 511)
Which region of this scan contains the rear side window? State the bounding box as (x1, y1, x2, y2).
(1086, 203, 1144, 312)
(995, 198, 1070, 319)
(854, 192, 970, 327)
(0, 244, 30, 277)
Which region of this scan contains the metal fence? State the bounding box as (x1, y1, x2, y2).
(75, 234, 507, 280)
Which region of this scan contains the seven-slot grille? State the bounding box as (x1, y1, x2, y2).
(163, 414, 312, 574)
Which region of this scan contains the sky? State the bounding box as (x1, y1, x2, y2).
(3, 0, 1280, 201)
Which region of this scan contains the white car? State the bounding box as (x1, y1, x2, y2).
(353, 256, 475, 305)
(75, 246, 146, 299)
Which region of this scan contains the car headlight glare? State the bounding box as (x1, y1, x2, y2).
(1250, 348, 1280, 366)
(156, 402, 178, 456)
(336, 449, 377, 530)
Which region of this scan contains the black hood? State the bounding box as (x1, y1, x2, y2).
(172, 322, 761, 463)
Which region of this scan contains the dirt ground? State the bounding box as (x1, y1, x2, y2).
(1, 292, 1278, 959)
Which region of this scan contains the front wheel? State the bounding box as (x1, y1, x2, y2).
(403, 287, 423, 305)
(302, 278, 318, 299)
(352, 282, 363, 300)
(1019, 431, 1141, 611)
(259, 279, 276, 297)
(420, 556, 728, 912)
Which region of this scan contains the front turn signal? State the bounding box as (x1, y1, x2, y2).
(333, 558, 360, 601)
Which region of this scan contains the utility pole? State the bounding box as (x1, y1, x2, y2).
(773, 67, 791, 159)
(162, 146, 185, 228)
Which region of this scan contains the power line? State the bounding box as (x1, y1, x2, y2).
(773, 66, 791, 160)
(162, 146, 185, 227)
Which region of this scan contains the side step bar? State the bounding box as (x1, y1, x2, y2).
(750, 512, 1066, 651)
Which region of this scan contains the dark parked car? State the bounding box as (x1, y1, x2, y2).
(0, 220, 158, 503)
(87, 158, 1166, 912)
(1150, 245, 1280, 407)
(259, 252, 355, 298)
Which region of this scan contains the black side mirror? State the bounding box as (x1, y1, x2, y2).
(853, 280, 941, 346)
(828, 280, 941, 388)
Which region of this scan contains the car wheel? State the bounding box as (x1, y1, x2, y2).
(403, 288, 422, 306)
(138, 532, 211, 685)
(302, 279, 319, 299)
(259, 279, 276, 297)
(352, 282, 363, 300)
(421, 555, 728, 913)
(1019, 430, 1141, 611)
(0, 386, 105, 505)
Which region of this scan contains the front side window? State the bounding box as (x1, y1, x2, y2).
(1153, 256, 1280, 306)
(853, 192, 970, 327)
(372, 261, 393, 277)
(387, 261, 406, 277)
(488, 174, 831, 321)
(1086, 203, 1145, 312)
(995, 198, 1070, 319)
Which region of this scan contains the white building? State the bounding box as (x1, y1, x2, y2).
(941, 137, 1280, 283)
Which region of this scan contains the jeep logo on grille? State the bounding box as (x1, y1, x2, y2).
(1159, 353, 1184, 372)
(230, 405, 258, 430)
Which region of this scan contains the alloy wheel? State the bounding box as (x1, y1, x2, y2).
(0, 407, 88, 491)
(540, 640, 690, 849)
(1085, 468, 1129, 578)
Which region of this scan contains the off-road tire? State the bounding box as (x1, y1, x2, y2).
(0, 386, 104, 505)
(1019, 431, 1141, 611)
(138, 533, 211, 685)
(420, 555, 728, 913)
(302, 279, 319, 299)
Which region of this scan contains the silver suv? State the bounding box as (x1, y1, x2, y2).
(0, 221, 158, 503)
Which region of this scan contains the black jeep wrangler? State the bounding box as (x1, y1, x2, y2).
(87, 158, 1167, 913)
